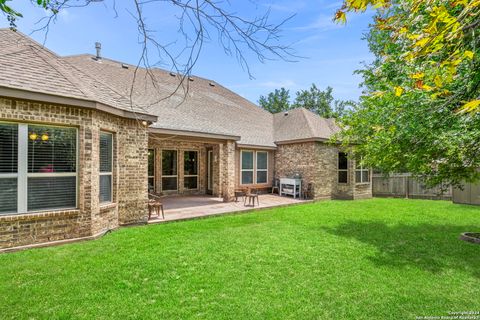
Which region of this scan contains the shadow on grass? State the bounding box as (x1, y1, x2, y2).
(324, 222, 480, 278)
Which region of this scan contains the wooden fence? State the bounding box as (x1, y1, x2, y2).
(372, 174, 452, 200)
(452, 182, 480, 205)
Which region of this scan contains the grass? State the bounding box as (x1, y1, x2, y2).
(0, 198, 479, 319)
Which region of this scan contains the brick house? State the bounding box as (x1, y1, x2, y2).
(0, 30, 371, 250)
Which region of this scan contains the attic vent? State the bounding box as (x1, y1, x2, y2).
(169, 72, 176, 77)
(209, 82, 215, 87)
(188, 77, 194, 81)
(121, 63, 129, 69)
(284, 111, 289, 116)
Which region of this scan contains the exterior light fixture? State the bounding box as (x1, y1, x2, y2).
(141, 121, 148, 127)
(29, 133, 38, 141)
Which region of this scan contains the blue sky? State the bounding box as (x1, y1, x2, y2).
(1, 0, 376, 104)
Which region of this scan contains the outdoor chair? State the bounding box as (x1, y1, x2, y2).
(303, 183, 314, 200)
(148, 192, 164, 220)
(244, 188, 260, 207)
(234, 188, 247, 202)
(271, 178, 280, 194)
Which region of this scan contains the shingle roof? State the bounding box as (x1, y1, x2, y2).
(273, 108, 340, 143)
(0, 29, 153, 119)
(0, 29, 341, 147)
(63, 54, 276, 147)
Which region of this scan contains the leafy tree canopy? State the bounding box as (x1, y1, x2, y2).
(258, 88, 291, 114)
(334, 0, 480, 186)
(259, 84, 355, 118)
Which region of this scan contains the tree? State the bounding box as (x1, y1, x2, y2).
(334, 0, 480, 187)
(336, 0, 479, 241)
(259, 84, 353, 118)
(293, 84, 335, 118)
(258, 88, 291, 114)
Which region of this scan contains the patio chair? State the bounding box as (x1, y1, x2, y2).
(148, 193, 164, 219)
(244, 188, 260, 207)
(234, 188, 247, 202)
(271, 178, 279, 194)
(303, 183, 314, 200)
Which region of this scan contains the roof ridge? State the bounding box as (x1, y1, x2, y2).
(28, 45, 90, 98)
(8, 29, 61, 58)
(300, 107, 318, 138)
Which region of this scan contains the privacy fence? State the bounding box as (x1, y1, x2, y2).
(452, 182, 480, 205)
(372, 174, 452, 201)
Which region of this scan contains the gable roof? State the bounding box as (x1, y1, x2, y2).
(0, 29, 155, 121)
(273, 108, 340, 143)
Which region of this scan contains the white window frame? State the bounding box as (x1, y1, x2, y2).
(183, 150, 199, 190)
(148, 148, 155, 192)
(255, 151, 268, 184)
(240, 150, 255, 185)
(99, 131, 113, 204)
(161, 149, 178, 191)
(355, 157, 370, 184)
(0, 122, 78, 215)
(338, 152, 348, 184)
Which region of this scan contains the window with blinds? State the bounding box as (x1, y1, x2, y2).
(0, 123, 18, 214)
(100, 132, 113, 203)
(27, 125, 77, 211)
(0, 122, 78, 215)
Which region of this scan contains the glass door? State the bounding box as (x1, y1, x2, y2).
(162, 150, 177, 191)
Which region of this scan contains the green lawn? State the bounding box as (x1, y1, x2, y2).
(1, 199, 479, 319)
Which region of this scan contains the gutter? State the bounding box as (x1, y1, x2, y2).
(0, 86, 158, 122)
(274, 137, 330, 145)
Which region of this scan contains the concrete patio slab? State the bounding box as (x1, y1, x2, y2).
(148, 194, 309, 224)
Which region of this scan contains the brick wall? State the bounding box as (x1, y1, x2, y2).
(275, 141, 372, 200)
(0, 98, 149, 249)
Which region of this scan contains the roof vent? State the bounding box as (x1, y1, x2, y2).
(121, 63, 129, 69)
(209, 82, 215, 87)
(169, 72, 176, 77)
(188, 77, 194, 81)
(284, 111, 289, 116)
(95, 42, 102, 60)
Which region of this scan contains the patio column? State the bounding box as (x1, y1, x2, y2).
(219, 140, 236, 201)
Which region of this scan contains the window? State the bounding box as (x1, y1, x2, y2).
(355, 157, 370, 184)
(241, 150, 254, 184)
(184, 151, 198, 189)
(148, 149, 155, 192)
(0, 123, 18, 214)
(0, 122, 78, 215)
(338, 152, 348, 183)
(162, 150, 177, 191)
(99, 132, 113, 203)
(241, 150, 269, 185)
(256, 151, 268, 184)
(28, 125, 77, 211)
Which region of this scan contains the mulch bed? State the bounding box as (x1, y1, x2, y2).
(459, 232, 480, 245)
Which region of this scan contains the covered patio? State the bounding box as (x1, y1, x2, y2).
(148, 194, 309, 223)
